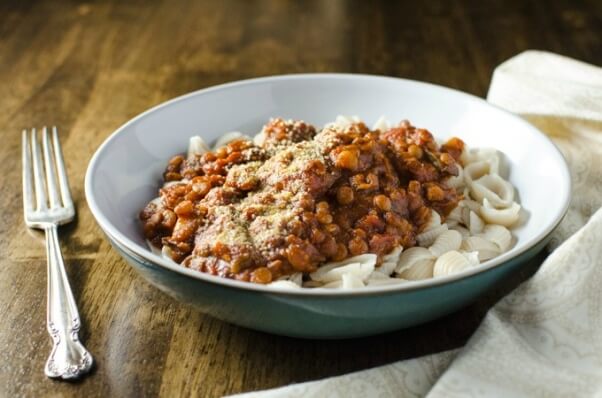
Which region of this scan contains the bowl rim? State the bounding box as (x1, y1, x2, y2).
(84, 73, 572, 297)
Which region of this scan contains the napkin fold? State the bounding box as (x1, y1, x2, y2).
(229, 51, 602, 398)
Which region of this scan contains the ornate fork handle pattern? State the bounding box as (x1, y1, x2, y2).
(44, 224, 93, 379)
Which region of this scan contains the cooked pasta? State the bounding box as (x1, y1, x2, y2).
(470, 174, 515, 208)
(480, 224, 512, 252)
(395, 247, 436, 274)
(433, 251, 473, 277)
(398, 260, 435, 280)
(187, 136, 210, 158)
(479, 198, 521, 226)
(416, 225, 449, 247)
(467, 210, 485, 235)
(428, 229, 463, 257)
(461, 236, 501, 261)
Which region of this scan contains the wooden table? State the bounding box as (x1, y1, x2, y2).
(1, 0, 600, 396)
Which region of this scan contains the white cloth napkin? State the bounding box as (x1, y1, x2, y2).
(228, 51, 602, 398)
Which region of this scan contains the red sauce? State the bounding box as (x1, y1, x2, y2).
(140, 118, 464, 284)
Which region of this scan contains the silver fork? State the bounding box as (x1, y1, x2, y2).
(22, 127, 93, 379)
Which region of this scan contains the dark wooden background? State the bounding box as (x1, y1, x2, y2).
(0, 0, 600, 397)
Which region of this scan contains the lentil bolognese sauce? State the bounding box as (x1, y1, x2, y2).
(140, 118, 465, 285)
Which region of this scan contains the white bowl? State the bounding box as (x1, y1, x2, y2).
(85, 74, 570, 338)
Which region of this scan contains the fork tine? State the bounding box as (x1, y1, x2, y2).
(52, 126, 73, 208)
(42, 127, 61, 208)
(22, 129, 34, 215)
(31, 128, 48, 210)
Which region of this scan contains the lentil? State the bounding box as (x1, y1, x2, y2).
(140, 118, 463, 283)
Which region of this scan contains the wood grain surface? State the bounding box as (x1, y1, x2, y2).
(0, 0, 600, 397)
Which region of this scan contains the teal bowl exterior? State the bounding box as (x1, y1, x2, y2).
(107, 232, 550, 339)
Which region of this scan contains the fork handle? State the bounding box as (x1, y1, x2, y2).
(44, 224, 93, 379)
